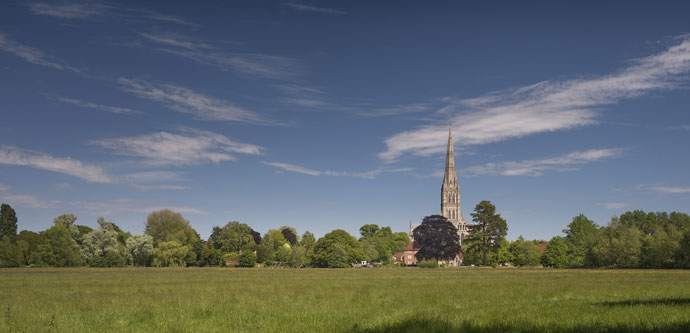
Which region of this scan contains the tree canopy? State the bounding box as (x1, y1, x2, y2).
(413, 215, 461, 262)
(468, 200, 508, 266)
(312, 229, 365, 268)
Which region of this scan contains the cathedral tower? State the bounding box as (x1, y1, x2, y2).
(441, 123, 467, 237)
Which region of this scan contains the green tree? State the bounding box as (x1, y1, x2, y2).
(679, 229, 690, 268)
(413, 215, 461, 262)
(126, 234, 154, 267)
(541, 236, 570, 268)
(238, 251, 257, 267)
(312, 229, 365, 268)
(359, 224, 380, 238)
(0, 237, 23, 267)
(563, 214, 599, 267)
(201, 239, 222, 266)
(468, 200, 508, 266)
(0, 203, 18, 242)
(145, 209, 202, 264)
(209, 221, 256, 253)
(17, 230, 46, 266)
(153, 241, 189, 267)
(42, 224, 83, 267)
(300, 231, 316, 250)
(80, 218, 125, 267)
(53, 213, 80, 241)
(509, 236, 542, 267)
(596, 220, 643, 268)
(275, 244, 292, 263)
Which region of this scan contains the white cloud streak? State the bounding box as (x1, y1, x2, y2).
(94, 128, 262, 166)
(0, 184, 60, 209)
(380, 35, 690, 162)
(648, 186, 690, 194)
(29, 2, 195, 26)
(0, 145, 115, 183)
(129, 184, 190, 191)
(262, 161, 382, 179)
(600, 202, 630, 209)
(140, 33, 298, 80)
(57, 96, 140, 114)
(462, 148, 624, 177)
(287, 3, 347, 15)
(0, 33, 79, 72)
(118, 78, 272, 124)
(29, 2, 107, 19)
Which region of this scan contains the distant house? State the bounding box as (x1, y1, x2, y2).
(394, 242, 463, 266)
(537, 242, 548, 252)
(393, 243, 420, 266)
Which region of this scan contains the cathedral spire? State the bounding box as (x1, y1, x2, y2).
(443, 122, 455, 183)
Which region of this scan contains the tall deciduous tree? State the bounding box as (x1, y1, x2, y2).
(541, 236, 570, 268)
(209, 221, 256, 253)
(80, 219, 125, 267)
(312, 229, 365, 268)
(413, 215, 461, 262)
(145, 209, 202, 263)
(126, 234, 154, 267)
(509, 236, 542, 267)
(0, 203, 18, 242)
(563, 214, 600, 267)
(42, 224, 83, 267)
(468, 200, 508, 266)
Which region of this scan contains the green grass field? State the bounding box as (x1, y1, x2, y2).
(1, 267, 689, 332)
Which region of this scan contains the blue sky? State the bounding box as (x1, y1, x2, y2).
(1, 1, 689, 241)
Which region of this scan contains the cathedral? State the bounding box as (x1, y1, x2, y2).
(409, 123, 470, 243)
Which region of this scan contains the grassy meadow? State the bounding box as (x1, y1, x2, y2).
(1, 267, 690, 332)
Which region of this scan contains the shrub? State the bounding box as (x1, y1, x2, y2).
(239, 252, 257, 267)
(418, 260, 438, 268)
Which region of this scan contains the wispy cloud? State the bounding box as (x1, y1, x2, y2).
(287, 3, 347, 15)
(124, 171, 186, 183)
(0, 187, 61, 209)
(462, 148, 624, 176)
(29, 2, 195, 26)
(648, 186, 690, 194)
(380, 35, 690, 162)
(52, 183, 74, 191)
(276, 84, 354, 111)
(57, 96, 140, 114)
(29, 2, 107, 19)
(0, 145, 115, 183)
(364, 103, 432, 117)
(129, 184, 190, 191)
(0, 33, 79, 72)
(118, 78, 273, 124)
(600, 202, 630, 209)
(0, 184, 203, 213)
(71, 198, 206, 215)
(140, 33, 298, 80)
(262, 161, 384, 179)
(94, 128, 262, 166)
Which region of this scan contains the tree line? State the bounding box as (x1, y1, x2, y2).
(461, 209, 690, 269)
(0, 203, 410, 268)
(2, 201, 690, 269)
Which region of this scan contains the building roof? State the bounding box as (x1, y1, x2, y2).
(404, 242, 419, 251)
(537, 242, 548, 252)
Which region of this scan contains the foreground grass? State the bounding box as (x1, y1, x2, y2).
(1, 267, 689, 332)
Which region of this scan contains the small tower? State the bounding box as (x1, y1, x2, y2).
(441, 123, 468, 240)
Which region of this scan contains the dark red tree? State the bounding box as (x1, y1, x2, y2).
(413, 215, 461, 261)
(281, 228, 298, 246)
(250, 229, 261, 245)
